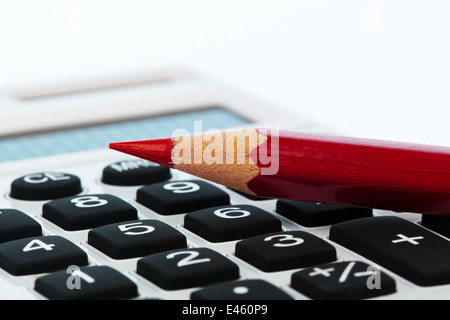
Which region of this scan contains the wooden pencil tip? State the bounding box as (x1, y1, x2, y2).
(109, 138, 174, 167)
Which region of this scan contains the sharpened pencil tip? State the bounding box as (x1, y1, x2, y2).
(109, 138, 174, 167)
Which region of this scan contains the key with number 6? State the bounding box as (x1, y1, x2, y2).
(88, 219, 187, 259)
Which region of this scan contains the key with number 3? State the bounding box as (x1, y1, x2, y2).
(235, 230, 336, 272)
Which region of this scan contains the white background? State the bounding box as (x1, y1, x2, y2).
(1, 0, 449, 146)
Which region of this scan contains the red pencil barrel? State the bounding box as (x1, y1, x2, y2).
(248, 130, 450, 216)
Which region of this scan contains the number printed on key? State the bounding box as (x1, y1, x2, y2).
(213, 207, 251, 219)
(166, 250, 212, 267)
(71, 196, 109, 208)
(118, 222, 155, 236)
(264, 234, 305, 247)
(163, 182, 200, 193)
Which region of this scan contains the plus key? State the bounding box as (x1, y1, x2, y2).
(330, 216, 450, 286)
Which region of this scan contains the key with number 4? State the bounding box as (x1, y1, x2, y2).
(0, 236, 88, 276)
(137, 247, 240, 290)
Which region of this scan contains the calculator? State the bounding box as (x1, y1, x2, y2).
(0, 68, 449, 300)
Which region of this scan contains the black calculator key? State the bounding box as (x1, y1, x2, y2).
(235, 230, 336, 272)
(330, 216, 450, 286)
(184, 205, 282, 242)
(229, 188, 272, 201)
(88, 219, 187, 259)
(0, 209, 42, 243)
(191, 279, 293, 300)
(276, 200, 373, 227)
(137, 180, 230, 215)
(421, 214, 450, 238)
(291, 261, 396, 300)
(43, 194, 138, 231)
(35, 265, 138, 300)
(101, 159, 171, 186)
(10, 172, 82, 201)
(137, 247, 240, 290)
(34, 266, 139, 300)
(0, 235, 88, 276)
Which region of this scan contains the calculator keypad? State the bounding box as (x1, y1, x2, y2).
(0, 158, 447, 300)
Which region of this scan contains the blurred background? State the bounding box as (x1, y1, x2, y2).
(1, 0, 449, 145)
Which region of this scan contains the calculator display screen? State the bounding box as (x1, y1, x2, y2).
(0, 107, 250, 162)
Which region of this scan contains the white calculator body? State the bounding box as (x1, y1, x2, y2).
(0, 69, 447, 300)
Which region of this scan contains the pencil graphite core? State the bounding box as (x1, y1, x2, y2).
(110, 129, 450, 216)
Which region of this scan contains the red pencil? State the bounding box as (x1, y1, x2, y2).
(110, 128, 450, 216)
